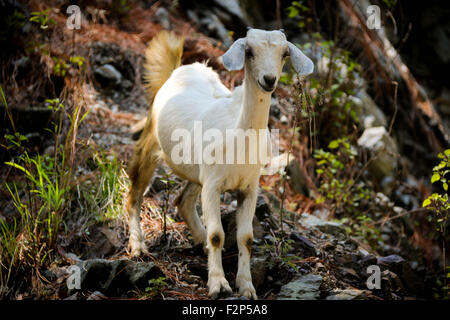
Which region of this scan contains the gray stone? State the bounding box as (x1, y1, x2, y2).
(290, 232, 316, 256)
(299, 213, 345, 237)
(277, 274, 322, 300)
(75, 259, 163, 296)
(377, 254, 405, 265)
(251, 256, 268, 290)
(94, 64, 122, 86)
(357, 126, 399, 179)
(326, 288, 369, 300)
(153, 7, 171, 29)
(286, 159, 310, 196)
(352, 89, 387, 129)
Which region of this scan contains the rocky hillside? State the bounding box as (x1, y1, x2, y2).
(0, 0, 448, 300)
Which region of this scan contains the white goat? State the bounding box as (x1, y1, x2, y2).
(126, 29, 313, 299)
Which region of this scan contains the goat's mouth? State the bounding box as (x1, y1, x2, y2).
(257, 80, 275, 93)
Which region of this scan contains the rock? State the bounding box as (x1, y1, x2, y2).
(64, 292, 79, 300)
(87, 291, 107, 300)
(377, 254, 405, 266)
(358, 248, 370, 257)
(358, 254, 377, 268)
(351, 89, 387, 129)
(299, 213, 345, 237)
(286, 159, 310, 196)
(213, 0, 246, 22)
(255, 195, 278, 230)
(14, 56, 32, 79)
(94, 64, 122, 87)
(75, 259, 163, 296)
(82, 225, 123, 259)
(338, 267, 359, 280)
(251, 256, 268, 290)
(377, 254, 425, 294)
(289, 232, 316, 256)
(221, 210, 263, 250)
(381, 270, 404, 293)
(277, 274, 322, 300)
(357, 126, 399, 179)
(187, 10, 231, 47)
(153, 7, 171, 29)
(326, 288, 369, 300)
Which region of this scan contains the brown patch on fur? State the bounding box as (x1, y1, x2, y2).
(245, 235, 253, 254)
(210, 234, 222, 249)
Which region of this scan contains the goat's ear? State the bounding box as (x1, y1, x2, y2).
(288, 42, 314, 76)
(222, 38, 246, 71)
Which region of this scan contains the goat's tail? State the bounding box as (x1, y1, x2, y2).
(127, 31, 183, 197)
(143, 30, 184, 102)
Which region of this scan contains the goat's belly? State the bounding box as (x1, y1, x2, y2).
(198, 164, 261, 192)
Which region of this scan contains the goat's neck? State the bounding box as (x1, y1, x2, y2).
(236, 74, 271, 130)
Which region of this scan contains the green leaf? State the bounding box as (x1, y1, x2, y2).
(422, 198, 431, 207)
(443, 182, 448, 191)
(328, 140, 340, 149)
(431, 173, 440, 183)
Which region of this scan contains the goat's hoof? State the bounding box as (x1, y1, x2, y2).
(129, 240, 148, 257)
(237, 280, 257, 300)
(208, 277, 232, 299)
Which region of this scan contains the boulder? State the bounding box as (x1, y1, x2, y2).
(357, 126, 399, 179)
(74, 259, 163, 296)
(299, 213, 345, 237)
(94, 64, 122, 87)
(286, 159, 310, 196)
(277, 274, 322, 300)
(351, 89, 388, 129)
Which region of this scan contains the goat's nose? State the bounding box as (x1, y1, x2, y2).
(263, 75, 276, 87)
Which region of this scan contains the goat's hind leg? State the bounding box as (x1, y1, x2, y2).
(126, 143, 159, 257)
(174, 182, 207, 250)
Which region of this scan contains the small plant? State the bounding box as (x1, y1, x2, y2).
(145, 277, 168, 299)
(314, 138, 382, 248)
(423, 149, 449, 299)
(29, 9, 56, 30)
(160, 171, 177, 241)
(52, 57, 69, 77)
(0, 87, 86, 297)
(111, 0, 131, 17)
(286, 1, 309, 29)
(69, 56, 85, 68)
(77, 151, 128, 222)
(260, 235, 300, 272)
(423, 149, 450, 230)
(314, 137, 368, 213)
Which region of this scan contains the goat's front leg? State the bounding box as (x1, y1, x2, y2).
(201, 183, 232, 299)
(235, 187, 258, 299)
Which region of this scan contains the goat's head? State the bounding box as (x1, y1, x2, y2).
(222, 28, 314, 93)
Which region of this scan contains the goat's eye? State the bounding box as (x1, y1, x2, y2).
(245, 47, 254, 59)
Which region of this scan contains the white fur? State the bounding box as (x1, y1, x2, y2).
(147, 29, 313, 299)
